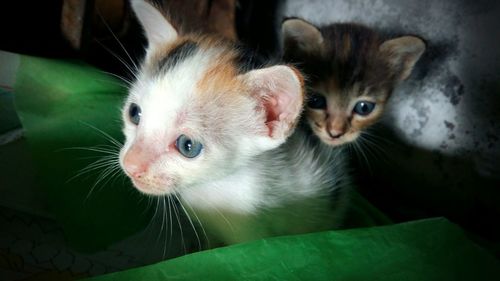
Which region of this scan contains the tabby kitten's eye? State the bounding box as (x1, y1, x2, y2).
(176, 134, 203, 158)
(129, 103, 142, 125)
(353, 101, 375, 116)
(307, 92, 327, 109)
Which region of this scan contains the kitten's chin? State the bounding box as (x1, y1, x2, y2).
(131, 178, 175, 196)
(320, 136, 347, 146)
(317, 131, 360, 147)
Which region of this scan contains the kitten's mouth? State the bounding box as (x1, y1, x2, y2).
(130, 177, 175, 196)
(316, 128, 359, 146)
(322, 135, 346, 146)
(322, 130, 360, 146)
(327, 130, 344, 139)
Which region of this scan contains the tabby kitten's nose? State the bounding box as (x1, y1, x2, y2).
(327, 130, 344, 139)
(326, 118, 346, 139)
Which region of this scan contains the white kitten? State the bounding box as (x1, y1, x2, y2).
(119, 0, 351, 245)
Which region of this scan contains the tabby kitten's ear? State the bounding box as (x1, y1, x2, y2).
(131, 0, 178, 48)
(379, 36, 426, 81)
(282, 18, 324, 53)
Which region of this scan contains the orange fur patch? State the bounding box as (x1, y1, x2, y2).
(195, 50, 242, 98)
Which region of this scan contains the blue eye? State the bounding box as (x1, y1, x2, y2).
(129, 103, 142, 125)
(307, 92, 327, 109)
(353, 101, 375, 116)
(175, 135, 203, 158)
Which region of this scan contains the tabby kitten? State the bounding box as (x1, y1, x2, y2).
(282, 18, 425, 146)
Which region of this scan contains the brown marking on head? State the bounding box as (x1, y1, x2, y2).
(145, 36, 195, 74)
(195, 46, 243, 101)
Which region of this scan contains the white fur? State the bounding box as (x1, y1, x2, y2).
(120, 0, 351, 245)
(178, 129, 350, 244)
(131, 0, 178, 49)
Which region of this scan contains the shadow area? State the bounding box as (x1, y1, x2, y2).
(351, 123, 500, 256)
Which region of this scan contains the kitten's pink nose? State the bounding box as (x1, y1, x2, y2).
(124, 163, 147, 179)
(123, 147, 150, 179)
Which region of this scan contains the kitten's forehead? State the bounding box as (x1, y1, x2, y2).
(314, 79, 361, 99)
(128, 36, 243, 136)
(156, 40, 199, 74)
(144, 38, 221, 76)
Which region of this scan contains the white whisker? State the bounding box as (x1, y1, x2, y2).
(352, 139, 372, 174)
(79, 121, 123, 148)
(85, 164, 120, 200)
(359, 133, 392, 166)
(160, 197, 168, 258)
(94, 39, 138, 80)
(167, 196, 174, 253)
(174, 194, 203, 251)
(62, 146, 120, 155)
(98, 71, 133, 87)
(198, 189, 235, 234)
(95, 11, 139, 74)
(66, 156, 118, 183)
(177, 195, 210, 249)
(171, 199, 187, 254)
(98, 165, 125, 191)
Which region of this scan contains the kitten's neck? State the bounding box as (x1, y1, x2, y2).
(177, 125, 349, 244)
(178, 166, 264, 214)
(179, 125, 346, 214)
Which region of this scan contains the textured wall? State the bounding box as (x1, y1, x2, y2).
(283, 0, 500, 239)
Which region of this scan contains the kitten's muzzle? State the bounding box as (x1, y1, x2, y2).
(326, 117, 347, 139)
(327, 130, 344, 139)
(123, 152, 149, 179)
(122, 143, 174, 195)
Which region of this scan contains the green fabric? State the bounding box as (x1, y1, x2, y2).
(14, 55, 151, 252)
(85, 218, 499, 281)
(0, 88, 22, 133)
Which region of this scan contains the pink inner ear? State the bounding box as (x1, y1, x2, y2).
(262, 86, 299, 138)
(245, 65, 304, 139)
(264, 97, 279, 135)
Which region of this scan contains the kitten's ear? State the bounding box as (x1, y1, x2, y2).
(131, 0, 178, 47)
(282, 18, 324, 53)
(243, 65, 305, 149)
(379, 36, 426, 81)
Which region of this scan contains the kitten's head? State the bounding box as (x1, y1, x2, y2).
(119, 0, 304, 195)
(282, 18, 425, 146)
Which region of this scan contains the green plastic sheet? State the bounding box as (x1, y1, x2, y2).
(85, 218, 499, 281)
(14, 55, 151, 251)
